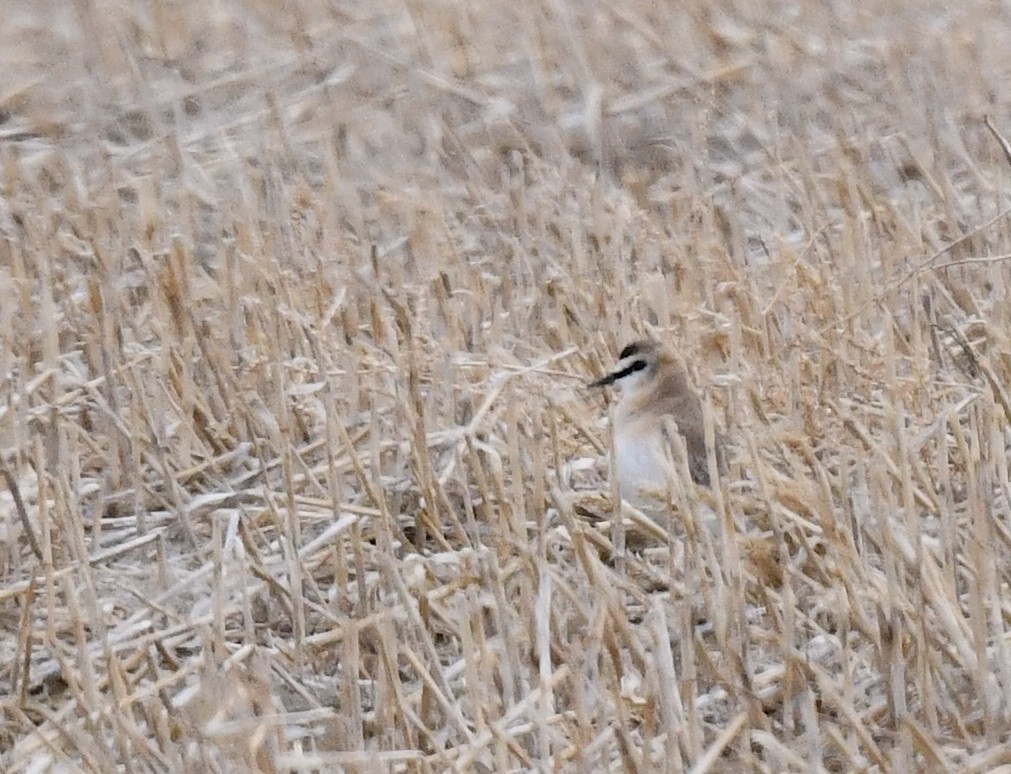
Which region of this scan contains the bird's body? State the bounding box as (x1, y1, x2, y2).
(590, 339, 724, 506)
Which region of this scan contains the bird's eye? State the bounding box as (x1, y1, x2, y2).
(626, 359, 647, 374)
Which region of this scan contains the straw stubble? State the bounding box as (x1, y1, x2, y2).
(1, 1, 1010, 771)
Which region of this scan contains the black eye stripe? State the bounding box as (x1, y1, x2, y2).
(588, 358, 647, 388)
(611, 359, 647, 381)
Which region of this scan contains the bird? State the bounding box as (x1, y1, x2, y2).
(589, 339, 725, 506)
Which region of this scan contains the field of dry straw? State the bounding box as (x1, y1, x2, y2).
(3, 1, 1011, 771)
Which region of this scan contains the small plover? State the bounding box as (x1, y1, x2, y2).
(589, 339, 725, 504)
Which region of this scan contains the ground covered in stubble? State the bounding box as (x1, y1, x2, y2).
(2, 1, 1011, 771)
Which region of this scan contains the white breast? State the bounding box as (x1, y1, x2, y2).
(613, 428, 671, 504)
(612, 426, 717, 533)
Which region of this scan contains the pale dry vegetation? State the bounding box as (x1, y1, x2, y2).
(2, 0, 1011, 771)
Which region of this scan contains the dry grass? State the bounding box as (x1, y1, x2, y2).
(2, 0, 1011, 771)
